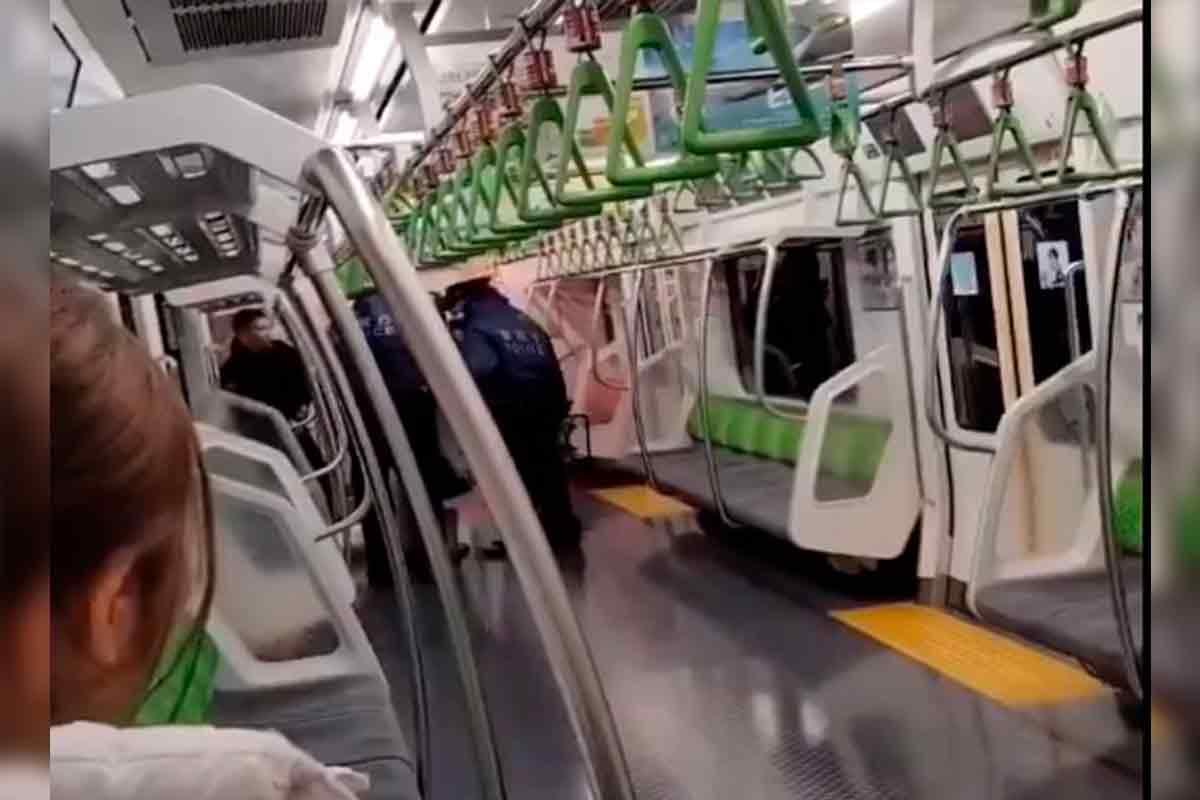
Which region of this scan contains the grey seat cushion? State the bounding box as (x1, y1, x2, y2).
(211, 674, 419, 799)
(622, 447, 796, 537)
(975, 558, 1143, 690)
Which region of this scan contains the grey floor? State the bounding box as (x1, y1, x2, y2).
(358, 488, 1143, 800)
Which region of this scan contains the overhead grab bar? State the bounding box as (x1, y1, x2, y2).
(304, 148, 637, 800)
(922, 177, 1142, 455)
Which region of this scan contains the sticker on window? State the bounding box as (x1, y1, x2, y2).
(1036, 240, 1071, 289)
(950, 252, 980, 297)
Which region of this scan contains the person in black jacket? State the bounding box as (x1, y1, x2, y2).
(445, 278, 582, 554)
(220, 308, 323, 469)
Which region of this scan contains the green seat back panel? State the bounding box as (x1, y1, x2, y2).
(135, 631, 220, 726)
(686, 396, 889, 485)
(1112, 459, 1142, 554)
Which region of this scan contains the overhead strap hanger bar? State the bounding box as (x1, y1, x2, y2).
(606, 5, 719, 187)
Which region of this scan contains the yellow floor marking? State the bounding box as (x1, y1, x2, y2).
(590, 485, 694, 523)
(832, 603, 1105, 708)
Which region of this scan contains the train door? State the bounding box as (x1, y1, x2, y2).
(937, 195, 1115, 595)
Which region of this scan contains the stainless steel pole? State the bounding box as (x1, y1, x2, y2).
(1093, 189, 1143, 700)
(1062, 260, 1092, 490)
(289, 230, 509, 800)
(304, 147, 636, 800)
(279, 285, 433, 793)
(623, 270, 659, 489)
(697, 255, 740, 528)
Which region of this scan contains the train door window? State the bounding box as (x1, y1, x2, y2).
(939, 215, 1005, 433)
(724, 243, 855, 402)
(1005, 200, 1091, 386)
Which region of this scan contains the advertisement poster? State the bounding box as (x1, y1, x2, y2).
(643, 19, 855, 155)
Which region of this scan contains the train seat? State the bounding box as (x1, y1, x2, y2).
(622, 395, 890, 535)
(199, 473, 418, 798)
(975, 558, 1142, 690)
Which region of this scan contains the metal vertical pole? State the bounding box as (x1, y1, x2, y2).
(304, 147, 636, 800)
(290, 229, 509, 800)
(278, 285, 433, 795)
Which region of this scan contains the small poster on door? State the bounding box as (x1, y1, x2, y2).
(950, 252, 980, 296)
(1036, 241, 1071, 289)
(860, 240, 900, 310)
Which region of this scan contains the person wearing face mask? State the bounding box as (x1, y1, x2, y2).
(42, 281, 373, 799)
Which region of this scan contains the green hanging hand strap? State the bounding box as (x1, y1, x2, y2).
(1056, 46, 1141, 183)
(519, 96, 603, 222)
(1028, 0, 1082, 29)
(681, 0, 823, 155)
(745, 0, 788, 56)
(829, 100, 879, 225)
(438, 178, 491, 256)
(461, 152, 526, 248)
(925, 96, 980, 209)
(418, 194, 456, 266)
(720, 152, 764, 200)
(556, 59, 654, 206)
(875, 117, 922, 218)
(606, 11, 719, 186)
(490, 124, 560, 235)
(985, 72, 1045, 199)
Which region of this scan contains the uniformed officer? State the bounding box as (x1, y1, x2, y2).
(350, 289, 469, 586)
(445, 277, 583, 554)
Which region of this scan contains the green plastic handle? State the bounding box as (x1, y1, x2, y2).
(828, 96, 879, 224)
(745, 0, 787, 56)
(489, 124, 562, 235)
(556, 59, 654, 206)
(986, 109, 1045, 199)
(438, 179, 491, 256)
(1029, 0, 1082, 29)
(925, 127, 980, 209)
(876, 141, 922, 218)
(519, 97, 603, 222)
(418, 194, 457, 265)
(681, 0, 824, 155)
(1056, 87, 1142, 183)
(606, 12, 719, 186)
(464, 148, 528, 248)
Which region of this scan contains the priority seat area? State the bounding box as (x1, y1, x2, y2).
(621, 395, 891, 536)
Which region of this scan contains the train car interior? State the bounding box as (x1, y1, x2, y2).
(48, 0, 1159, 797)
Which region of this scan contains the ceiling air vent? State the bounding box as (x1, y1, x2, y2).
(126, 0, 349, 65)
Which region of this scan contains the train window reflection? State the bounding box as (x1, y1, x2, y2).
(724, 244, 855, 403)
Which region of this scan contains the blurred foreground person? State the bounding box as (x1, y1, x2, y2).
(45, 281, 368, 799)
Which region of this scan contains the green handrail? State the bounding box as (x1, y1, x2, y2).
(680, 0, 823, 155)
(489, 123, 561, 236)
(1029, 0, 1083, 29)
(557, 59, 654, 206)
(829, 101, 879, 225)
(985, 74, 1045, 199)
(518, 96, 604, 222)
(606, 11, 719, 186)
